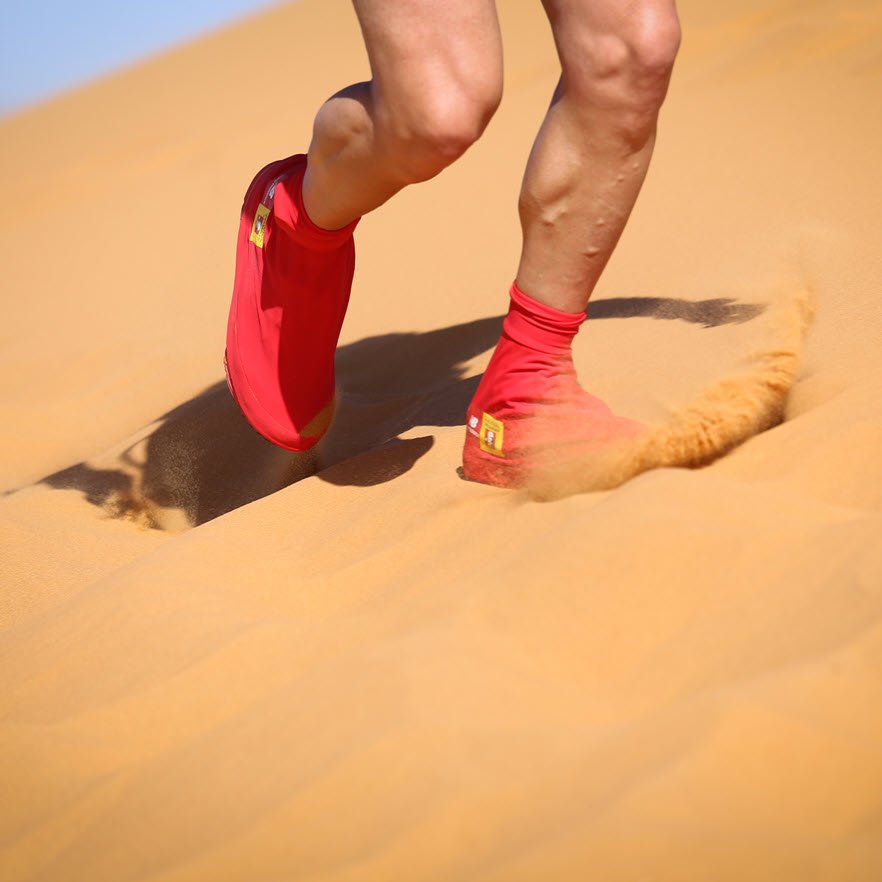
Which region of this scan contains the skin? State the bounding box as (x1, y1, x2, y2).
(302, 0, 680, 314)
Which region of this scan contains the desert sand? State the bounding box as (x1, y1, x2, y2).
(2, 0, 881, 879)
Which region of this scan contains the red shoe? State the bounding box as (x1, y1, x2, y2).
(225, 154, 359, 451)
(463, 283, 644, 489)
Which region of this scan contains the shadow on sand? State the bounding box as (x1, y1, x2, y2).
(34, 294, 764, 528)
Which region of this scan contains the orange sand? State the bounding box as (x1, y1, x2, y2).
(2, 1, 881, 879)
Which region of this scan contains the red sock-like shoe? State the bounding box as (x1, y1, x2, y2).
(225, 154, 359, 451)
(463, 283, 644, 488)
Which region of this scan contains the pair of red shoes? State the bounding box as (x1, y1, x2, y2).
(225, 155, 640, 489)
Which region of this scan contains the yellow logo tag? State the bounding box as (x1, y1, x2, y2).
(479, 412, 504, 457)
(250, 203, 271, 248)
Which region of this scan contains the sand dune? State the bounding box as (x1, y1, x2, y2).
(2, 0, 881, 880)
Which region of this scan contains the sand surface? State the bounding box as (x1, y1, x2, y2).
(2, 1, 881, 879)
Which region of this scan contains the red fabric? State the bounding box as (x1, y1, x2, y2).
(463, 283, 643, 488)
(225, 154, 358, 450)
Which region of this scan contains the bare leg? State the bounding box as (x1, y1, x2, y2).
(301, 0, 503, 230)
(517, 0, 681, 312)
(226, 1, 504, 453)
(462, 0, 680, 487)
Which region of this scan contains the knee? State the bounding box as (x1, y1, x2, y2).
(378, 77, 502, 184)
(566, 3, 681, 139)
(622, 5, 681, 89)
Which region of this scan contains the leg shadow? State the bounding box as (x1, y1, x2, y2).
(588, 295, 764, 328)
(32, 293, 763, 528)
(36, 316, 503, 528)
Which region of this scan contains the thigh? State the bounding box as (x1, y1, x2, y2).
(352, 0, 503, 109)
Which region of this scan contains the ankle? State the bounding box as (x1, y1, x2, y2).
(501, 282, 585, 354)
(275, 159, 359, 251)
(300, 161, 361, 233)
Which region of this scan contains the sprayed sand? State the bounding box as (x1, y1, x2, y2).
(528, 279, 818, 498)
(1, 0, 881, 880)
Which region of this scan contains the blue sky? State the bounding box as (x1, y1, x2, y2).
(0, 0, 281, 115)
